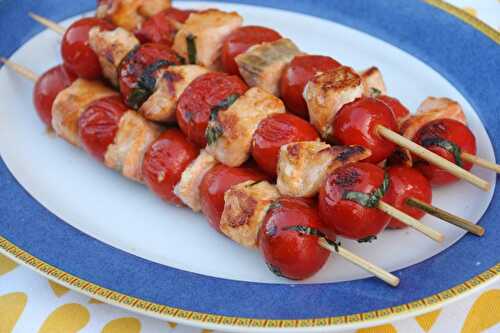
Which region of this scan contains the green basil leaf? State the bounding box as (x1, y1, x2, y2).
(186, 34, 197, 64)
(205, 94, 240, 145)
(370, 87, 382, 98)
(127, 60, 173, 109)
(266, 263, 284, 278)
(284, 225, 325, 238)
(357, 235, 377, 243)
(127, 88, 150, 110)
(421, 138, 463, 168)
(343, 172, 390, 208)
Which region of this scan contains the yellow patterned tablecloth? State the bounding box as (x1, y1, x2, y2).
(1, 1, 499, 332)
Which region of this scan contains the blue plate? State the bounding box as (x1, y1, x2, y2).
(0, 0, 499, 331)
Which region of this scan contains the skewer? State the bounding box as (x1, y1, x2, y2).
(3, 58, 401, 287)
(1, 57, 38, 81)
(462, 152, 500, 174)
(318, 238, 400, 287)
(377, 201, 444, 242)
(377, 125, 490, 192)
(405, 197, 484, 236)
(29, 12, 66, 35)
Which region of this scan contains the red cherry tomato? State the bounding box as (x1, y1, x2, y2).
(251, 113, 319, 176)
(33, 64, 77, 127)
(413, 119, 476, 186)
(377, 95, 410, 127)
(384, 166, 432, 229)
(333, 97, 398, 163)
(119, 43, 181, 109)
(79, 95, 128, 161)
(142, 129, 199, 205)
(176, 72, 248, 146)
(134, 7, 195, 45)
(259, 198, 330, 280)
(221, 26, 282, 75)
(61, 18, 115, 79)
(280, 55, 341, 119)
(319, 162, 390, 241)
(199, 164, 266, 231)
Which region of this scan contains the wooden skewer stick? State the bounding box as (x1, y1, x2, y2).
(318, 238, 400, 287)
(462, 152, 500, 174)
(406, 197, 484, 237)
(1, 58, 38, 82)
(29, 12, 65, 35)
(378, 201, 444, 242)
(377, 125, 490, 192)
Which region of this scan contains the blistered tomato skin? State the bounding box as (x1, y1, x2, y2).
(119, 43, 181, 108)
(176, 72, 248, 147)
(221, 26, 282, 75)
(251, 113, 319, 176)
(142, 129, 199, 205)
(377, 95, 410, 126)
(413, 119, 476, 186)
(333, 97, 398, 163)
(33, 65, 77, 127)
(199, 164, 266, 231)
(79, 96, 128, 161)
(61, 18, 115, 79)
(259, 198, 330, 280)
(384, 166, 432, 229)
(319, 162, 390, 241)
(134, 8, 196, 45)
(280, 55, 341, 119)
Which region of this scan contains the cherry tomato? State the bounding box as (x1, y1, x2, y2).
(221, 26, 282, 75)
(142, 129, 199, 205)
(79, 95, 128, 161)
(134, 7, 196, 45)
(333, 97, 398, 163)
(199, 164, 266, 231)
(119, 43, 181, 109)
(61, 18, 115, 79)
(384, 166, 432, 229)
(251, 113, 319, 176)
(377, 95, 410, 127)
(413, 119, 476, 186)
(259, 198, 330, 280)
(176, 72, 248, 146)
(33, 64, 77, 127)
(280, 55, 341, 119)
(319, 162, 390, 241)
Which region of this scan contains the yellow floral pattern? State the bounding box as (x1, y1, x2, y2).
(0, 1, 498, 333)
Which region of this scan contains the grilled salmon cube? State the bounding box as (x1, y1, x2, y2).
(139, 65, 209, 122)
(220, 180, 280, 248)
(235, 38, 301, 96)
(96, 0, 171, 31)
(277, 141, 371, 197)
(401, 97, 467, 140)
(104, 110, 161, 182)
(174, 150, 218, 212)
(206, 87, 286, 167)
(52, 79, 117, 147)
(360, 66, 387, 97)
(173, 9, 243, 68)
(89, 26, 140, 87)
(304, 66, 363, 139)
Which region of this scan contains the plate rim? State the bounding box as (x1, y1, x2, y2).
(0, 0, 499, 331)
(1, 239, 498, 332)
